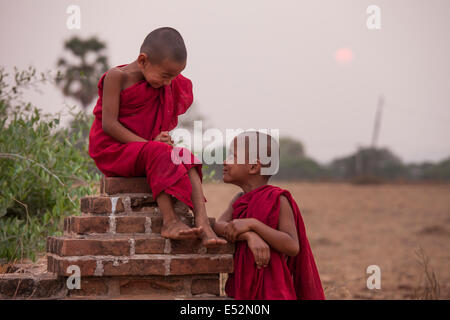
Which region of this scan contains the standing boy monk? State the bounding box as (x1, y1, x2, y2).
(88, 27, 226, 247)
(213, 131, 325, 299)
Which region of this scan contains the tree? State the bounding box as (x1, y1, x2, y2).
(56, 36, 109, 109)
(279, 137, 305, 161)
(275, 137, 329, 180)
(407, 157, 450, 181)
(329, 147, 407, 180)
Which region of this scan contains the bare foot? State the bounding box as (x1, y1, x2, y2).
(199, 225, 228, 248)
(161, 220, 203, 240)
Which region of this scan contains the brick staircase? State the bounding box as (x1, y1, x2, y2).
(44, 176, 234, 299)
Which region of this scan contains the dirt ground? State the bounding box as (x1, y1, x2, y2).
(3, 181, 448, 300)
(203, 181, 450, 300)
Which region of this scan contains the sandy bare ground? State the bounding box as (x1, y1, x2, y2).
(3, 181, 448, 300)
(203, 181, 450, 300)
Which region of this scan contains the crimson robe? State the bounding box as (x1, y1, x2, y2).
(88, 64, 202, 209)
(225, 184, 325, 300)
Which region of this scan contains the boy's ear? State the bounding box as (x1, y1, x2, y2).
(248, 160, 262, 175)
(137, 53, 149, 68)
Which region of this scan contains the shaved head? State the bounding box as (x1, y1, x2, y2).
(140, 27, 187, 65)
(232, 131, 280, 179)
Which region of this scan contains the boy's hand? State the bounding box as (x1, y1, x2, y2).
(154, 131, 174, 146)
(246, 231, 270, 268)
(224, 218, 254, 242)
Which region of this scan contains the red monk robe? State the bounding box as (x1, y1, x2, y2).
(89, 65, 203, 209)
(225, 185, 325, 300)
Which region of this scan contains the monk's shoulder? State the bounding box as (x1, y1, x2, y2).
(172, 73, 192, 87)
(103, 67, 125, 88)
(262, 184, 285, 195)
(262, 185, 297, 207)
(279, 194, 292, 208)
(98, 67, 125, 95)
(229, 192, 244, 209)
(268, 184, 292, 195)
(174, 73, 190, 81)
(232, 192, 244, 203)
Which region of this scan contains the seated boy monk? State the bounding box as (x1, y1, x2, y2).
(213, 131, 325, 299)
(88, 27, 226, 247)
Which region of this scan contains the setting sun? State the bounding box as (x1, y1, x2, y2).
(334, 48, 354, 64)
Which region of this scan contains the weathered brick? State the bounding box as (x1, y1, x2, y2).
(46, 236, 59, 254)
(125, 206, 160, 216)
(150, 216, 164, 233)
(132, 237, 234, 255)
(101, 176, 151, 194)
(48, 237, 130, 256)
(115, 216, 146, 233)
(170, 255, 234, 275)
(65, 216, 110, 234)
(119, 276, 186, 295)
(207, 242, 235, 254)
(168, 239, 234, 255)
(47, 254, 55, 272)
(0, 274, 35, 298)
(80, 197, 91, 213)
(64, 217, 69, 234)
(102, 257, 167, 276)
(99, 176, 189, 210)
(151, 216, 215, 234)
(47, 255, 98, 276)
(169, 239, 202, 254)
(80, 196, 124, 214)
(191, 276, 220, 295)
(34, 274, 67, 298)
(134, 237, 166, 254)
(67, 277, 109, 296)
(0, 273, 66, 299)
(129, 194, 156, 212)
(46, 236, 52, 252)
(93, 196, 124, 214)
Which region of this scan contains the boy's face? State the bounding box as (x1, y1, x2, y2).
(223, 138, 259, 185)
(138, 54, 186, 88)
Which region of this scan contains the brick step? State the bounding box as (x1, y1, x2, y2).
(100, 176, 151, 195)
(0, 272, 226, 299)
(38, 176, 234, 299)
(0, 273, 67, 299)
(47, 253, 233, 277)
(80, 194, 189, 215)
(47, 234, 234, 256)
(65, 274, 222, 298)
(64, 215, 216, 235)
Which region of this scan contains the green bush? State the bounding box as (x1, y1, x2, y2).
(0, 66, 100, 262)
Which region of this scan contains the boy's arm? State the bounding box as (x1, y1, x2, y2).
(216, 225, 270, 267)
(213, 192, 244, 237)
(102, 68, 148, 143)
(240, 231, 270, 268)
(211, 192, 270, 267)
(224, 195, 300, 257)
(215, 223, 257, 244)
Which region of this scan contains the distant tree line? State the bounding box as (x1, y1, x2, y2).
(205, 137, 450, 182)
(328, 147, 450, 182)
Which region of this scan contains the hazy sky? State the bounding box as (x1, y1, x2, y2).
(1, 0, 449, 164)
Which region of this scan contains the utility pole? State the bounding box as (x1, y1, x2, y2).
(371, 95, 384, 148)
(368, 95, 384, 176)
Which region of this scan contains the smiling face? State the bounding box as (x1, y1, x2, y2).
(223, 137, 258, 185)
(138, 54, 186, 88)
(223, 132, 278, 186)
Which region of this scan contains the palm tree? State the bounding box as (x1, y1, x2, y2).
(56, 36, 109, 109)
